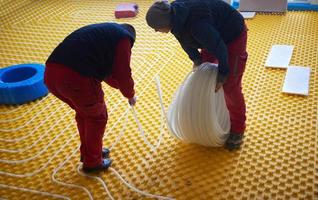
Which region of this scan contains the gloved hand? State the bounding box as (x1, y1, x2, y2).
(215, 72, 229, 92)
(128, 96, 137, 106)
(192, 63, 199, 71)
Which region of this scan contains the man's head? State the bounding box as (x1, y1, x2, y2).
(121, 23, 136, 41)
(146, 1, 172, 33)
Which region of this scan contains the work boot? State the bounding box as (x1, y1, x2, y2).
(82, 158, 112, 173)
(80, 148, 110, 162)
(225, 133, 244, 150)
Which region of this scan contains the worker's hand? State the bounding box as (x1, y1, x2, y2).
(192, 63, 199, 71)
(215, 72, 229, 92)
(128, 96, 137, 106)
(193, 59, 202, 71)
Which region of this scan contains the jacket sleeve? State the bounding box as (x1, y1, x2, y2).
(104, 76, 119, 89)
(191, 20, 229, 76)
(105, 38, 135, 99)
(175, 36, 201, 65)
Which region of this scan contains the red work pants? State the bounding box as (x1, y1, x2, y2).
(44, 63, 107, 167)
(201, 29, 248, 134)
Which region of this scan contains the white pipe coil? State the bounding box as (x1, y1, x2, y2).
(166, 62, 230, 147)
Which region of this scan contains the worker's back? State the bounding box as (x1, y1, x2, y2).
(171, 0, 244, 44)
(47, 23, 134, 80)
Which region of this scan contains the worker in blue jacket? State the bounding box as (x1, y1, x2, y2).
(146, 0, 248, 150)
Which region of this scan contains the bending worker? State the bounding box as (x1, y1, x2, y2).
(146, 0, 248, 150)
(44, 23, 137, 173)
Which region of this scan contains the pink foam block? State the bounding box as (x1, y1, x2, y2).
(115, 3, 138, 18)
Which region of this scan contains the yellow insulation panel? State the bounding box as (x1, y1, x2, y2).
(0, 1, 317, 199)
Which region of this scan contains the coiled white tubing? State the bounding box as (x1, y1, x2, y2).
(166, 62, 230, 147)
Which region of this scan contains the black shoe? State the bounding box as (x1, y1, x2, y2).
(80, 148, 110, 162)
(225, 133, 244, 150)
(82, 158, 112, 173)
(101, 148, 110, 158)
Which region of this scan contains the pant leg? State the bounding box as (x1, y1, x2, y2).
(76, 97, 107, 168)
(45, 63, 107, 167)
(75, 113, 87, 159)
(200, 28, 248, 134)
(45, 64, 88, 160)
(44, 66, 75, 109)
(222, 67, 246, 133)
(224, 28, 248, 134)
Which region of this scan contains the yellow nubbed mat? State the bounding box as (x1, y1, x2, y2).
(0, 1, 317, 199)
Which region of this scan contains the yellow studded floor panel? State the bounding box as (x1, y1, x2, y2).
(0, 1, 317, 199)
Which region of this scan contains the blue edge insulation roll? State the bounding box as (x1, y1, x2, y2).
(0, 63, 49, 105)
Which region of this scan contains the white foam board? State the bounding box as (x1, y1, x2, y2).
(265, 45, 294, 68)
(240, 12, 256, 19)
(282, 66, 310, 96)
